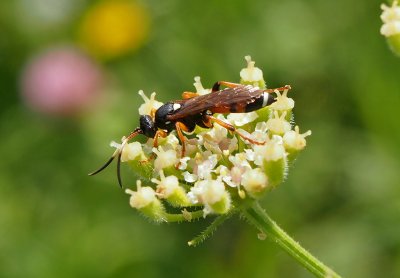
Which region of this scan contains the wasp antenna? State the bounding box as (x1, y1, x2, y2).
(88, 154, 117, 176)
(116, 151, 123, 188)
(89, 128, 143, 187)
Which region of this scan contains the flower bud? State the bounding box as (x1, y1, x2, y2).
(283, 126, 312, 163)
(283, 126, 312, 152)
(254, 136, 287, 188)
(266, 111, 292, 136)
(138, 90, 163, 116)
(126, 180, 166, 222)
(152, 171, 190, 207)
(153, 146, 179, 172)
(241, 168, 269, 198)
(193, 76, 211, 95)
(268, 88, 294, 118)
(380, 1, 400, 56)
(240, 55, 266, 88)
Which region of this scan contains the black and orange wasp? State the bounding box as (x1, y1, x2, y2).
(89, 81, 291, 187)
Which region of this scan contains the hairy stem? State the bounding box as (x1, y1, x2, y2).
(242, 202, 341, 278)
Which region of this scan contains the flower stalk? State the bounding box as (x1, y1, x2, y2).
(243, 202, 341, 278)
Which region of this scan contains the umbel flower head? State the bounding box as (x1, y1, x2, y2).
(380, 1, 400, 56)
(91, 56, 311, 244)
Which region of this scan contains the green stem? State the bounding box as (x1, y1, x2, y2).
(188, 210, 234, 247)
(242, 202, 341, 278)
(164, 210, 204, 222)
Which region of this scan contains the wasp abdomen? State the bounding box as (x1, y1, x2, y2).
(244, 92, 275, 112)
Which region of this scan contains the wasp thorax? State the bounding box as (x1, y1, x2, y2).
(155, 103, 175, 131)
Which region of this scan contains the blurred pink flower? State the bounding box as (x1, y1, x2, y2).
(21, 47, 104, 117)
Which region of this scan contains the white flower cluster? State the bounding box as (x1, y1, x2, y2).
(380, 1, 400, 37)
(122, 56, 311, 221)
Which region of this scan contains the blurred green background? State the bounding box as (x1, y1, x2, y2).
(1, 0, 399, 277)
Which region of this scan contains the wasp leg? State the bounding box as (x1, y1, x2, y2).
(212, 81, 243, 92)
(205, 115, 265, 145)
(141, 130, 168, 163)
(182, 91, 200, 99)
(175, 122, 191, 158)
(263, 85, 291, 93)
(153, 129, 168, 148)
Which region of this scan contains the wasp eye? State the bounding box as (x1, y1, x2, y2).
(140, 115, 156, 138)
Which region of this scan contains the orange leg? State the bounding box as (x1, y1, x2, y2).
(212, 81, 243, 92)
(182, 91, 199, 99)
(175, 122, 191, 158)
(263, 85, 291, 93)
(205, 115, 265, 145)
(153, 129, 168, 148)
(142, 129, 168, 163)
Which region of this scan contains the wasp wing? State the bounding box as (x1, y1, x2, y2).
(167, 85, 263, 121)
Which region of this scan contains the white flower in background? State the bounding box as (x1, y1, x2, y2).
(381, 1, 400, 37)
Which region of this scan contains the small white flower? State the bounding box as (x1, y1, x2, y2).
(153, 146, 179, 171)
(381, 1, 400, 37)
(164, 133, 180, 149)
(269, 88, 294, 112)
(183, 171, 198, 183)
(254, 135, 286, 165)
(381, 21, 400, 37)
(152, 170, 180, 198)
(138, 90, 163, 116)
(188, 178, 231, 216)
(240, 55, 264, 83)
(183, 151, 218, 182)
(251, 121, 269, 142)
(125, 180, 157, 209)
(216, 153, 252, 189)
(227, 112, 258, 126)
(193, 76, 211, 95)
(203, 119, 238, 155)
(178, 157, 191, 170)
(241, 168, 269, 197)
(283, 126, 312, 151)
(381, 1, 400, 23)
(110, 140, 145, 162)
(266, 111, 292, 136)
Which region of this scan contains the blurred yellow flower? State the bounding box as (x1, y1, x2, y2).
(78, 0, 150, 59)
